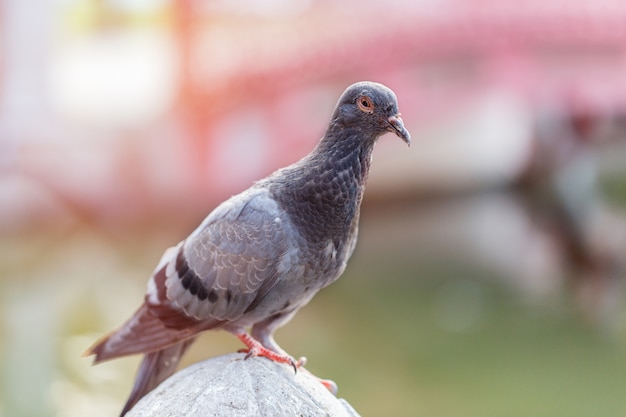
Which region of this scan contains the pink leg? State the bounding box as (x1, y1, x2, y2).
(235, 332, 338, 394)
(236, 332, 305, 372)
(300, 367, 339, 395)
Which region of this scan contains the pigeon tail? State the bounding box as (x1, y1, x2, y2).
(85, 265, 223, 363)
(84, 303, 198, 363)
(120, 339, 195, 416)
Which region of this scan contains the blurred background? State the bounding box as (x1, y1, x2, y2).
(2, 0, 626, 416)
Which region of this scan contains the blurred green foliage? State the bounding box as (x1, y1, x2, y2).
(1, 183, 625, 417)
(312, 260, 626, 417)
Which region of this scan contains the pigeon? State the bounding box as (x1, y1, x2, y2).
(85, 81, 410, 416)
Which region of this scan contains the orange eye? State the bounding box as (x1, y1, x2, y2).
(357, 96, 374, 113)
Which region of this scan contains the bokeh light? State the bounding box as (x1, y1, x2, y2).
(1, 1, 626, 416)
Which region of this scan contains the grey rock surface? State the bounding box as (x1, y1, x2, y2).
(127, 353, 361, 417)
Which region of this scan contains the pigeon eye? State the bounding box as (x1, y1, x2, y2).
(357, 96, 374, 113)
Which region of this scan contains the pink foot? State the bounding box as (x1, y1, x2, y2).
(236, 333, 305, 372)
(319, 378, 339, 395)
(299, 367, 339, 395)
(235, 332, 337, 393)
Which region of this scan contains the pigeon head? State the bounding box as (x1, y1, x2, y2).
(331, 81, 411, 146)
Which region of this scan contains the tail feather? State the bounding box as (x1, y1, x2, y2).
(85, 303, 199, 363)
(120, 339, 195, 416)
(84, 262, 226, 415)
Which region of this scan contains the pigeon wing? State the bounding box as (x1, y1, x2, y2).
(164, 188, 301, 322)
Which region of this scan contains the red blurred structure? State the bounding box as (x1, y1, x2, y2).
(2, 0, 626, 230)
(174, 0, 626, 222)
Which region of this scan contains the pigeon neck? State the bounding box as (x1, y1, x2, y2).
(315, 127, 377, 180)
(270, 130, 376, 244)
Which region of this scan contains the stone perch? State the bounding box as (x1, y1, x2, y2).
(126, 353, 361, 417)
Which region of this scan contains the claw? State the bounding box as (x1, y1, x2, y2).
(236, 332, 303, 373)
(319, 378, 338, 395)
(234, 333, 336, 392)
(298, 366, 339, 395)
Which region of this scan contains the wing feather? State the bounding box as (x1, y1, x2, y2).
(85, 263, 223, 363)
(165, 188, 301, 321)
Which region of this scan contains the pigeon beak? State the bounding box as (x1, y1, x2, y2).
(387, 115, 411, 146)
